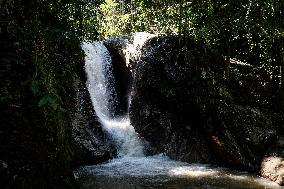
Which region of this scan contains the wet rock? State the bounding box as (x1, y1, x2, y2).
(104, 32, 154, 69)
(0, 160, 9, 189)
(261, 138, 284, 185)
(102, 32, 155, 117)
(228, 63, 280, 111)
(71, 79, 115, 165)
(0, 160, 8, 170)
(130, 36, 224, 164)
(261, 156, 284, 185)
(129, 36, 280, 171)
(104, 43, 133, 116)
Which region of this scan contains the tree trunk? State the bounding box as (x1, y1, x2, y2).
(281, 54, 284, 88)
(224, 43, 231, 80)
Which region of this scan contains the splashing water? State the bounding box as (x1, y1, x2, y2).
(122, 32, 154, 67)
(105, 32, 155, 67)
(82, 41, 144, 157)
(75, 155, 280, 189)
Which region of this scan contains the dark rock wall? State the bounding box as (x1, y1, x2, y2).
(128, 36, 283, 172)
(104, 43, 133, 117)
(71, 78, 115, 165)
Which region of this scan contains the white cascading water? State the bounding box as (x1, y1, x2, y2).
(76, 34, 280, 189)
(82, 41, 144, 157)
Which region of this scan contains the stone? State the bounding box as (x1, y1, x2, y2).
(0, 160, 8, 170)
(261, 138, 284, 185)
(71, 79, 115, 165)
(128, 36, 279, 171)
(261, 156, 284, 185)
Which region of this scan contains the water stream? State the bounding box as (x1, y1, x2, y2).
(74, 39, 281, 189)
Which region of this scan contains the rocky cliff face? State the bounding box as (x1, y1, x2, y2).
(71, 77, 115, 165)
(121, 36, 284, 184)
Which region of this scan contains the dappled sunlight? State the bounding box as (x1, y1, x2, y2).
(168, 166, 220, 178)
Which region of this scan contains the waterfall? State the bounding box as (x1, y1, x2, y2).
(82, 41, 144, 157)
(75, 37, 280, 189)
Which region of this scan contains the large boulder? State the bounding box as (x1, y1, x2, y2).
(261, 138, 284, 185)
(99, 32, 155, 117)
(71, 78, 115, 165)
(129, 36, 281, 172)
(103, 43, 133, 117)
(104, 32, 154, 70)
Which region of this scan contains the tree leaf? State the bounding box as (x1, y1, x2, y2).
(31, 80, 39, 95)
(38, 95, 49, 107)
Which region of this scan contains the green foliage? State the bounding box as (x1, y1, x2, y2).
(0, 0, 99, 187)
(0, 0, 94, 120)
(95, 0, 193, 38)
(95, 0, 283, 75)
(191, 0, 284, 67)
